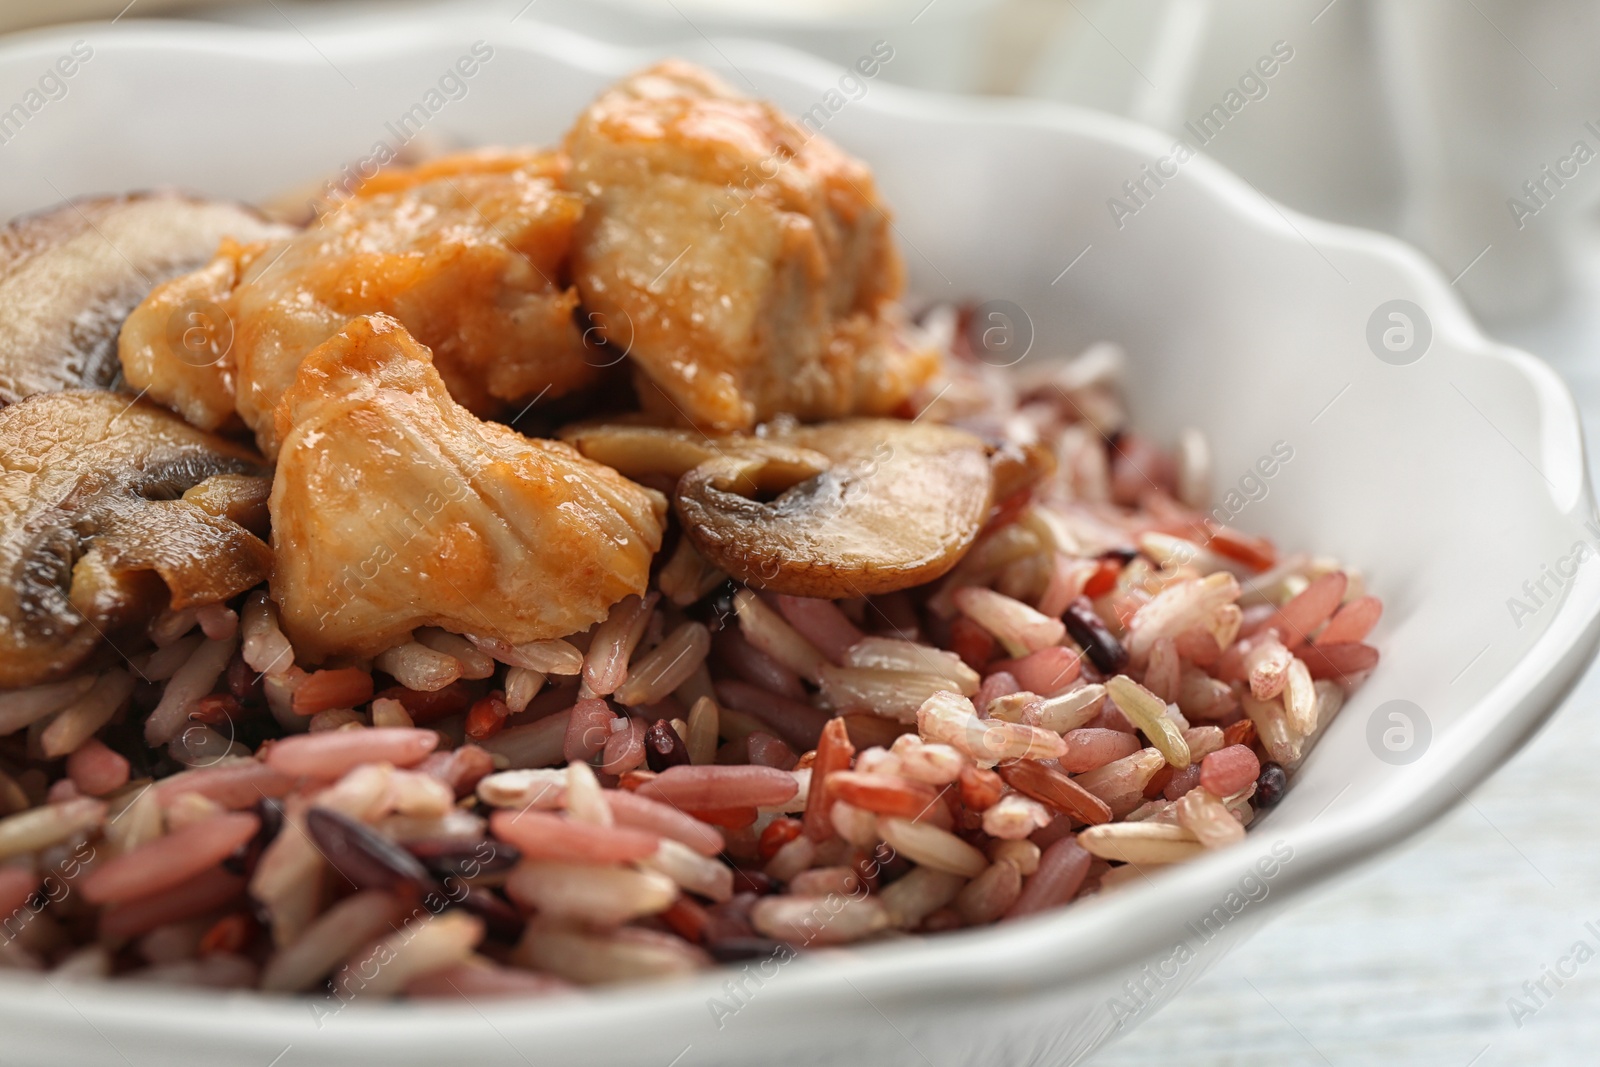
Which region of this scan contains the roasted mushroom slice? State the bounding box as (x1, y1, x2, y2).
(182, 473, 273, 537)
(559, 419, 730, 482)
(0, 192, 288, 406)
(0, 391, 273, 689)
(674, 419, 994, 598)
(270, 314, 667, 662)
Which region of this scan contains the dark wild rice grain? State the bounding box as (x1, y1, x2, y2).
(1254, 761, 1288, 808)
(644, 720, 691, 772)
(1063, 597, 1128, 675)
(305, 808, 436, 893)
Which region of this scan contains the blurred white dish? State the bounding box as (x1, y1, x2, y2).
(0, 14, 1596, 1067)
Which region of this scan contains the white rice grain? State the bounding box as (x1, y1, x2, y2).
(414, 628, 496, 680)
(0, 675, 98, 736)
(375, 642, 462, 693)
(240, 591, 294, 677)
(144, 634, 238, 745)
(40, 671, 135, 759)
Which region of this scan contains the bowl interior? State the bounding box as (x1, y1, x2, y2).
(0, 16, 1595, 1067)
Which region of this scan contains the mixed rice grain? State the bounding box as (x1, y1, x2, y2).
(0, 338, 1382, 999)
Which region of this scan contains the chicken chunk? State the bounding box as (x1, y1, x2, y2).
(121, 160, 596, 457)
(116, 237, 273, 432)
(269, 313, 666, 662)
(565, 60, 937, 432)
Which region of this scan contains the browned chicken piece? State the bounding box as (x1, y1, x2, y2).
(117, 237, 274, 432)
(269, 314, 666, 663)
(565, 60, 937, 432)
(0, 391, 272, 688)
(121, 160, 596, 457)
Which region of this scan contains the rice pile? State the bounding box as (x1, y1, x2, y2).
(0, 324, 1382, 999)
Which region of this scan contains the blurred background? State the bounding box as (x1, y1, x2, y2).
(3, 0, 1598, 1062)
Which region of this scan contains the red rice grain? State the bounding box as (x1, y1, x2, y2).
(99, 868, 246, 940)
(1251, 571, 1347, 646)
(997, 760, 1113, 825)
(716, 627, 807, 702)
(0, 865, 38, 920)
(957, 764, 1004, 812)
(638, 765, 799, 810)
(955, 857, 1023, 925)
(564, 697, 616, 764)
(1297, 641, 1381, 685)
(1005, 837, 1091, 919)
(714, 680, 830, 752)
(489, 810, 659, 864)
(994, 646, 1081, 697)
(601, 717, 648, 775)
(84, 812, 259, 905)
(746, 732, 798, 770)
(265, 728, 439, 778)
(605, 790, 725, 856)
(774, 595, 864, 664)
(803, 718, 854, 841)
(1315, 595, 1383, 645)
(827, 771, 944, 822)
(974, 671, 1020, 714)
(65, 740, 130, 797)
(290, 667, 374, 717)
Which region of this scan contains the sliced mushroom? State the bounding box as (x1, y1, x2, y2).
(0, 391, 273, 688)
(674, 419, 995, 598)
(0, 192, 289, 406)
(559, 419, 731, 482)
(182, 473, 273, 537)
(558, 418, 831, 501)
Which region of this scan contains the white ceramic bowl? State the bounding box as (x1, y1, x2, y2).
(0, 15, 1596, 1067)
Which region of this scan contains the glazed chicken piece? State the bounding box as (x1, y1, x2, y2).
(121, 157, 596, 457)
(269, 313, 666, 662)
(565, 60, 937, 432)
(116, 236, 275, 432)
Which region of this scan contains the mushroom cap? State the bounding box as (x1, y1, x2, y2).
(675, 418, 995, 598)
(0, 390, 272, 688)
(0, 192, 287, 407)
